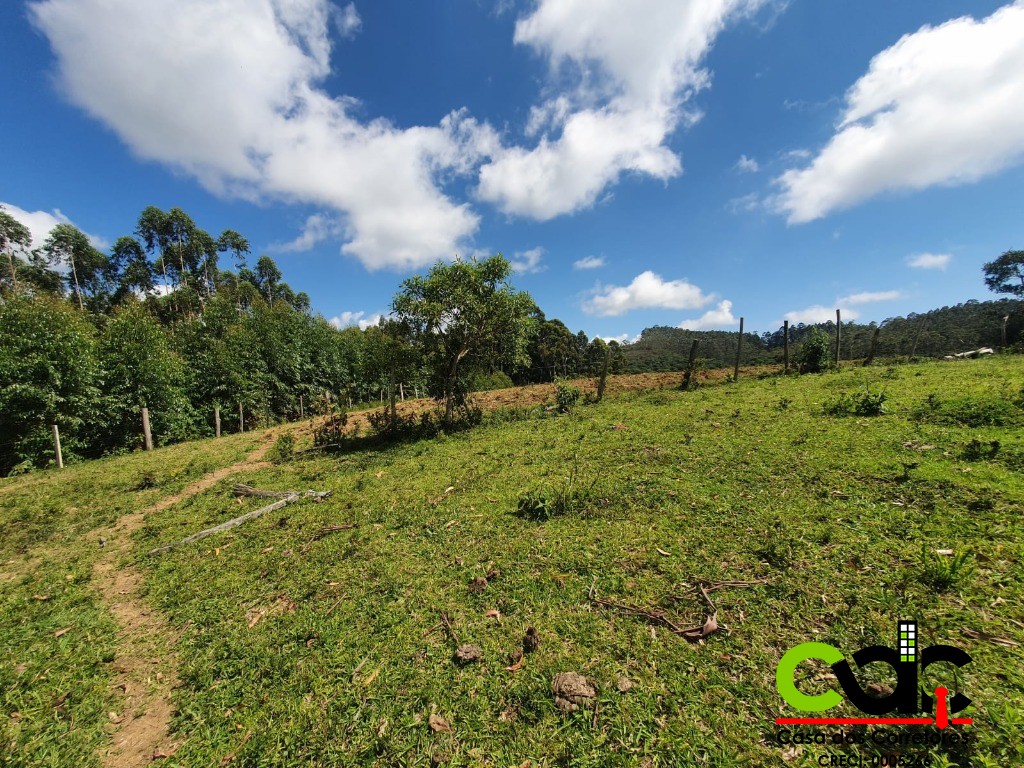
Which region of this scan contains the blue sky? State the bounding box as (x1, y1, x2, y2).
(2, 0, 1023, 341)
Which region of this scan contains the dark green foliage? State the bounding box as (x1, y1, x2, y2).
(268, 433, 295, 463)
(824, 388, 888, 417)
(391, 255, 536, 424)
(97, 303, 198, 450)
(961, 439, 1001, 462)
(622, 299, 1024, 373)
(467, 369, 514, 392)
(919, 545, 974, 592)
(983, 250, 1024, 298)
(554, 381, 582, 413)
(0, 297, 101, 469)
(912, 393, 1023, 427)
(623, 326, 769, 372)
(795, 327, 832, 373)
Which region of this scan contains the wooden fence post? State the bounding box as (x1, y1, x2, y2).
(783, 320, 790, 372)
(734, 317, 744, 381)
(239, 402, 245, 433)
(52, 424, 63, 469)
(389, 366, 397, 429)
(863, 327, 881, 366)
(299, 395, 304, 420)
(142, 407, 153, 451)
(681, 339, 699, 390)
(214, 406, 221, 438)
(835, 309, 842, 368)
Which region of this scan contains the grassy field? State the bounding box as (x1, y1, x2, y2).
(2, 359, 1023, 767)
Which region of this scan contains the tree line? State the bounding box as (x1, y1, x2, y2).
(622, 298, 1023, 374)
(0, 205, 620, 472)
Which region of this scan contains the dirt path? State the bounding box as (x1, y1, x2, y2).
(92, 434, 277, 767)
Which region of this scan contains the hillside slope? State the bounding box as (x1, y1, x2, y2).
(2, 358, 1023, 767)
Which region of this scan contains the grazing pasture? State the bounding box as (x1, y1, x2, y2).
(2, 358, 1022, 767)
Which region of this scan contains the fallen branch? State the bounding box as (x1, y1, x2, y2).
(590, 582, 732, 642)
(148, 486, 331, 555)
(438, 611, 459, 646)
(590, 597, 685, 635)
(232, 484, 330, 501)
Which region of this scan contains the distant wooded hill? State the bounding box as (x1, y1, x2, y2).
(622, 299, 1024, 372)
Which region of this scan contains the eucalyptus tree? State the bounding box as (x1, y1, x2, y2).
(110, 235, 154, 301)
(983, 250, 1024, 298)
(0, 207, 32, 293)
(40, 223, 107, 311)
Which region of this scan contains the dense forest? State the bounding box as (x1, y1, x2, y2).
(1, 203, 1020, 472)
(0, 206, 623, 472)
(622, 299, 1024, 373)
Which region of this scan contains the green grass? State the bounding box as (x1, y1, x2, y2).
(2, 358, 1024, 766)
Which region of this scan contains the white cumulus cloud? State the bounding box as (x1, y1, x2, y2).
(509, 246, 546, 274)
(735, 155, 759, 173)
(477, 0, 769, 219)
(783, 305, 854, 325)
(29, 0, 499, 271)
(329, 310, 383, 330)
(1, 202, 108, 251)
(775, 2, 1024, 223)
(906, 252, 951, 270)
(334, 3, 362, 39)
(784, 289, 901, 325)
(573, 255, 605, 270)
(583, 270, 712, 316)
(678, 299, 738, 330)
(840, 290, 902, 305)
(269, 213, 344, 253)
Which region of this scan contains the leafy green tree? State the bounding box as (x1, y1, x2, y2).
(111, 235, 154, 301)
(40, 223, 107, 311)
(217, 229, 250, 271)
(392, 255, 536, 424)
(97, 303, 197, 450)
(0, 207, 32, 294)
(0, 297, 101, 470)
(983, 250, 1024, 298)
(254, 255, 283, 302)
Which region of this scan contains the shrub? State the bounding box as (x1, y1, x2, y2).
(268, 432, 295, 463)
(961, 439, 1001, 462)
(824, 388, 888, 417)
(554, 381, 582, 413)
(515, 456, 595, 521)
(912, 394, 1022, 427)
(467, 369, 514, 392)
(312, 406, 348, 447)
(919, 545, 973, 592)
(795, 328, 833, 374)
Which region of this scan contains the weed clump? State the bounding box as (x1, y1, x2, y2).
(555, 381, 582, 413)
(919, 545, 973, 592)
(516, 456, 596, 520)
(268, 432, 295, 463)
(824, 388, 888, 417)
(912, 393, 1022, 427)
(961, 438, 1001, 462)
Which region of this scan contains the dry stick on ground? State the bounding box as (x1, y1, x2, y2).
(589, 579, 769, 641)
(589, 596, 686, 635)
(147, 487, 332, 555)
(438, 611, 460, 646)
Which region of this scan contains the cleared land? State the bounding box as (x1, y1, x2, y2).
(1, 359, 1023, 767)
